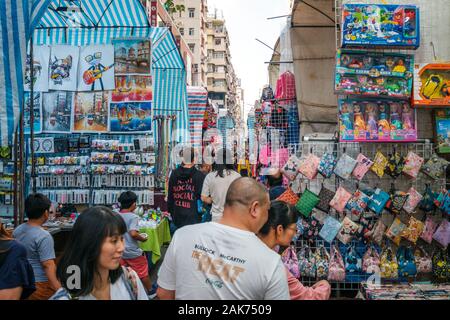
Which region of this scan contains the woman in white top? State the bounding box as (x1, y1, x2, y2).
(201, 148, 241, 222)
(50, 207, 148, 300)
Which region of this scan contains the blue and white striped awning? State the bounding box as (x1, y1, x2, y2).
(0, 0, 52, 147)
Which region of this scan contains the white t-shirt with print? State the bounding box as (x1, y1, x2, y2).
(157, 222, 290, 300)
(201, 170, 241, 221)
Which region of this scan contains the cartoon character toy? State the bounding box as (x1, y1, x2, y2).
(366, 103, 378, 133)
(354, 103, 366, 131)
(378, 103, 391, 132)
(390, 103, 403, 130)
(402, 103, 414, 130)
(340, 102, 353, 131)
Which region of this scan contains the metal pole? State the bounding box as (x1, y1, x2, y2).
(29, 37, 36, 193)
(13, 129, 18, 227)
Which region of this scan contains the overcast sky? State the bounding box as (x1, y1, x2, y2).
(207, 0, 291, 116)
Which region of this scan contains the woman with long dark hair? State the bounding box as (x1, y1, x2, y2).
(50, 207, 148, 300)
(0, 219, 35, 300)
(258, 201, 331, 300)
(201, 148, 241, 222)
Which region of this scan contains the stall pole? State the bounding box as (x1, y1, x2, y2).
(29, 37, 37, 193)
(13, 128, 18, 227)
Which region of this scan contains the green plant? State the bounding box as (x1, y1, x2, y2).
(164, 0, 185, 17)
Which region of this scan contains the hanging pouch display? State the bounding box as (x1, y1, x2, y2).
(315, 245, 330, 280)
(385, 151, 405, 178)
(422, 154, 449, 180)
(282, 155, 302, 181)
(297, 245, 316, 278)
(432, 249, 450, 282)
(345, 190, 370, 218)
(295, 189, 320, 218)
(276, 188, 300, 206)
(281, 245, 300, 278)
(380, 245, 398, 279)
(385, 184, 409, 214)
(300, 216, 321, 241)
(316, 187, 335, 213)
(397, 246, 417, 278)
(352, 153, 373, 181)
(419, 184, 437, 213)
(298, 154, 321, 180)
(362, 244, 381, 274)
(345, 244, 362, 274)
(401, 216, 425, 244)
(367, 188, 390, 215)
(386, 218, 407, 246)
(319, 215, 342, 243)
(337, 217, 360, 244)
(403, 187, 423, 214)
(328, 245, 346, 282)
(421, 216, 439, 244)
(371, 151, 388, 178)
(370, 220, 387, 245)
(330, 187, 352, 213)
(432, 219, 450, 248)
(334, 153, 357, 180)
(318, 153, 337, 178)
(402, 151, 424, 179)
(414, 247, 433, 274)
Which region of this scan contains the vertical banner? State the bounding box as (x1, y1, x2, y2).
(149, 1, 158, 27)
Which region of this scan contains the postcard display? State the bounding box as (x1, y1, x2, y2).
(281, 4, 450, 297)
(25, 39, 156, 207)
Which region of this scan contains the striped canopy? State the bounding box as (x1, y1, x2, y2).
(187, 86, 208, 148)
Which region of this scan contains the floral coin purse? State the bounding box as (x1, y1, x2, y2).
(345, 244, 362, 274)
(328, 245, 346, 282)
(370, 220, 387, 245)
(297, 245, 316, 278)
(414, 247, 432, 274)
(298, 154, 321, 180)
(352, 154, 373, 181)
(295, 189, 320, 218)
(385, 152, 405, 179)
(319, 216, 342, 243)
(315, 245, 330, 280)
(421, 216, 439, 244)
(386, 185, 409, 215)
(330, 187, 352, 213)
(380, 246, 398, 279)
(401, 216, 425, 244)
(371, 151, 388, 178)
(419, 185, 437, 213)
(386, 218, 407, 245)
(362, 245, 381, 274)
(433, 219, 450, 248)
(282, 155, 302, 181)
(403, 187, 423, 214)
(345, 190, 370, 218)
(402, 151, 424, 179)
(281, 245, 300, 278)
(334, 154, 357, 180)
(422, 154, 449, 180)
(337, 217, 360, 244)
(318, 153, 337, 178)
(316, 187, 335, 213)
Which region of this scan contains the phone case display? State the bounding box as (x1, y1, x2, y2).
(335, 50, 414, 98)
(338, 99, 417, 142)
(413, 64, 450, 106)
(341, 4, 420, 49)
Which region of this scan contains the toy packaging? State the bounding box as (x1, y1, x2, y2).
(339, 98, 417, 142)
(335, 50, 414, 98)
(341, 4, 420, 49)
(413, 64, 450, 106)
(435, 110, 450, 154)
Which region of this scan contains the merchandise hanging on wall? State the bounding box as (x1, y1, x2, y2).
(24, 92, 42, 134)
(113, 39, 151, 75)
(435, 110, 450, 154)
(413, 64, 450, 107)
(49, 45, 80, 91)
(24, 45, 50, 92)
(73, 92, 109, 133)
(109, 102, 152, 133)
(112, 76, 153, 102)
(42, 91, 73, 133)
(338, 98, 417, 142)
(78, 45, 115, 92)
(341, 4, 420, 49)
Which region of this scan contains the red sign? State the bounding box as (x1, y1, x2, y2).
(149, 1, 158, 27)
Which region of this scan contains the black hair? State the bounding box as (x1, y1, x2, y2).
(267, 174, 283, 187)
(213, 148, 236, 178)
(56, 206, 127, 298)
(118, 191, 138, 210)
(25, 193, 51, 220)
(259, 201, 299, 235)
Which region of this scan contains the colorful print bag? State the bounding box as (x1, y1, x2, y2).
(334, 154, 357, 180)
(370, 220, 387, 245)
(397, 246, 417, 278)
(345, 190, 370, 218)
(421, 216, 439, 244)
(318, 153, 337, 178)
(371, 151, 388, 178)
(422, 154, 449, 180)
(328, 245, 346, 282)
(386, 218, 407, 246)
(276, 188, 300, 206)
(385, 152, 405, 179)
(362, 245, 381, 274)
(367, 188, 390, 215)
(385, 185, 409, 215)
(419, 185, 437, 213)
(315, 245, 330, 280)
(352, 154, 373, 181)
(300, 216, 320, 241)
(402, 151, 424, 179)
(337, 217, 360, 244)
(401, 216, 425, 244)
(414, 247, 432, 274)
(297, 245, 316, 278)
(282, 155, 302, 181)
(432, 249, 450, 282)
(316, 187, 335, 213)
(345, 244, 362, 274)
(319, 216, 342, 243)
(298, 154, 321, 180)
(432, 219, 450, 248)
(380, 246, 398, 279)
(281, 245, 300, 278)
(330, 187, 352, 213)
(403, 187, 423, 214)
(295, 189, 320, 218)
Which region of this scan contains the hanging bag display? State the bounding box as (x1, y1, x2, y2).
(403, 187, 423, 214)
(419, 184, 437, 213)
(345, 189, 370, 218)
(385, 151, 405, 179)
(414, 247, 433, 274)
(337, 217, 360, 244)
(370, 219, 387, 245)
(422, 154, 449, 180)
(367, 188, 390, 215)
(386, 218, 407, 246)
(385, 184, 409, 215)
(282, 155, 302, 181)
(316, 186, 335, 213)
(276, 188, 300, 206)
(297, 245, 316, 278)
(352, 153, 373, 181)
(295, 189, 320, 218)
(298, 153, 321, 180)
(319, 215, 342, 243)
(432, 219, 450, 248)
(402, 151, 424, 179)
(345, 244, 362, 274)
(401, 216, 425, 244)
(397, 246, 417, 278)
(421, 216, 439, 244)
(315, 245, 330, 280)
(328, 245, 346, 282)
(334, 153, 357, 180)
(318, 153, 337, 178)
(432, 249, 450, 282)
(300, 216, 321, 241)
(281, 245, 300, 278)
(362, 244, 381, 274)
(380, 245, 398, 279)
(330, 186, 352, 213)
(371, 151, 389, 178)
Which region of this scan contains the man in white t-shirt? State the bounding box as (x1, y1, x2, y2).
(157, 177, 290, 300)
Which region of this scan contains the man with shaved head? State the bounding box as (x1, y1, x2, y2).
(157, 177, 290, 300)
